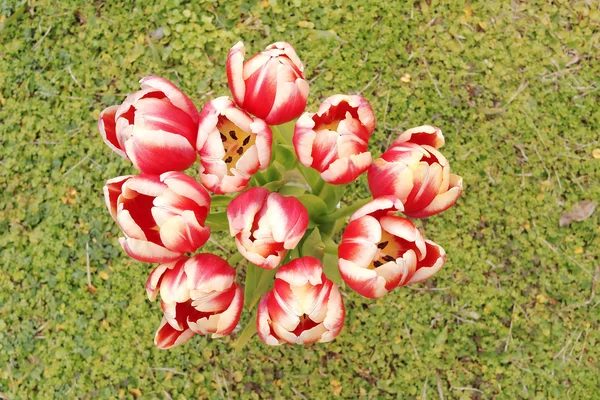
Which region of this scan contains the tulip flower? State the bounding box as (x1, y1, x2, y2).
(338, 197, 446, 298)
(226, 41, 309, 125)
(146, 254, 244, 349)
(196, 97, 273, 194)
(227, 187, 308, 270)
(257, 256, 345, 345)
(367, 125, 463, 218)
(104, 172, 211, 263)
(98, 76, 200, 174)
(293, 94, 376, 184)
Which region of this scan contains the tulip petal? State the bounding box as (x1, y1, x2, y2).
(266, 194, 309, 249)
(257, 293, 282, 346)
(103, 175, 132, 220)
(408, 240, 446, 284)
(125, 129, 196, 174)
(119, 237, 182, 263)
(154, 317, 195, 349)
(405, 174, 463, 218)
(393, 125, 444, 149)
(226, 42, 247, 106)
(98, 105, 127, 158)
(321, 151, 372, 184)
(139, 76, 199, 125)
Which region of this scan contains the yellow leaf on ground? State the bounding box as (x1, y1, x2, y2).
(99, 271, 109, 280)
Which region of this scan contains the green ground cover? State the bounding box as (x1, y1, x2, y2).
(1, 0, 599, 398)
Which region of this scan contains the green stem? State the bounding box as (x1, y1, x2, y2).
(316, 197, 372, 223)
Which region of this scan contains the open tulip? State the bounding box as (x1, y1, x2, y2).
(98, 76, 200, 174)
(257, 256, 345, 345)
(227, 187, 308, 270)
(104, 172, 211, 263)
(146, 254, 244, 349)
(293, 94, 375, 184)
(227, 41, 309, 125)
(196, 97, 272, 194)
(338, 196, 446, 298)
(368, 125, 463, 218)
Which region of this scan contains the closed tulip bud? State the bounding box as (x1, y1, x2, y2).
(146, 254, 244, 349)
(257, 256, 345, 345)
(368, 125, 463, 218)
(226, 187, 308, 270)
(338, 196, 446, 298)
(104, 172, 210, 263)
(98, 76, 200, 174)
(293, 94, 375, 184)
(196, 97, 272, 194)
(227, 41, 309, 125)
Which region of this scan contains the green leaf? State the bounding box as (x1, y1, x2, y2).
(277, 184, 306, 197)
(244, 263, 259, 309)
(233, 311, 258, 353)
(297, 194, 328, 218)
(322, 252, 342, 284)
(296, 164, 322, 189)
(210, 194, 235, 208)
(204, 211, 229, 231)
(319, 183, 347, 212)
(301, 228, 325, 261)
(273, 144, 298, 170)
(248, 267, 277, 309)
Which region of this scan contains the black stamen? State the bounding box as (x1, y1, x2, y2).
(236, 147, 244, 155)
(225, 156, 233, 163)
(382, 255, 396, 262)
(242, 136, 251, 146)
(220, 133, 227, 142)
(229, 130, 237, 140)
(377, 241, 389, 249)
(373, 261, 383, 268)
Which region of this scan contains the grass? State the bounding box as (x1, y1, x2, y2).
(1, 0, 599, 398)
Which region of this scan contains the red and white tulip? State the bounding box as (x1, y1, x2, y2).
(257, 256, 345, 345)
(196, 97, 272, 194)
(338, 197, 446, 298)
(104, 172, 211, 263)
(227, 41, 309, 125)
(226, 187, 308, 270)
(99, 76, 199, 174)
(368, 125, 463, 218)
(293, 94, 376, 184)
(146, 254, 244, 349)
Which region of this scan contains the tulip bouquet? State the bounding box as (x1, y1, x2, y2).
(98, 41, 463, 349)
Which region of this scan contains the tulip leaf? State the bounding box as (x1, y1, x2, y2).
(277, 184, 306, 197)
(248, 267, 277, 310)
(297, 194, 328, 218)
(210, 194, 235, 208)
(296, 164, 322, 190)
(322, 252, 343, 285)
(204, 211, 229, 231)
(244, 263, 259, 309)
(319, 183, 347, 212)
(273, 144, 298, 170)
(262, 179, 285, 192)
(233, 311, 258, 353)
(300, 228, 325, 261)
(273, 121, 296, 145)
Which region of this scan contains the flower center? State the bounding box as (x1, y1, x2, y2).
(368, 231, 403, 269)
(217, 120, 256, 173)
